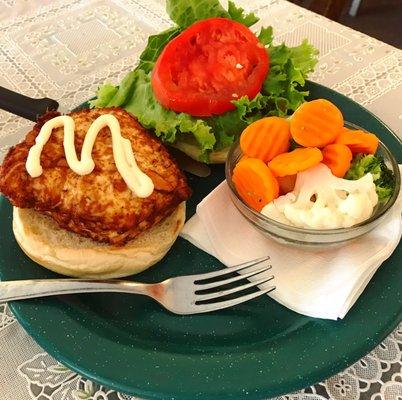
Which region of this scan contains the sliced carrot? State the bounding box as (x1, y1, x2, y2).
(290, 99, 344, 147)
(240, 117, 291, 162)
(277, 174, 297, 195)
(232, 158, 279, 211)
(334, 128, 379, 154)
(268, 147, 323, 177)
(321, 143, 353, 178)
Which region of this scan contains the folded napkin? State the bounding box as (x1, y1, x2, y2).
(180, 168, 402, 320)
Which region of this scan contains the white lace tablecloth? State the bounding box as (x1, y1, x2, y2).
(0, 1, 401, 399)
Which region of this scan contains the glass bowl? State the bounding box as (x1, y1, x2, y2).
(225, 122, 401, 248)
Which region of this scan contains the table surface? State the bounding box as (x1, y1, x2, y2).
(0, 1, 401, 399)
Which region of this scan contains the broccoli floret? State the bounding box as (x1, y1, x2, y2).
(345, 154, 395, 202)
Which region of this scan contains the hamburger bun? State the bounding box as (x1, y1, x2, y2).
(13, 203, 186, 279)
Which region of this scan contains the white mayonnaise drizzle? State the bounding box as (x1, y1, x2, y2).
(25, 114, 154, 198)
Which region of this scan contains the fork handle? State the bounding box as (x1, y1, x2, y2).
(0, 86, 59, 122)
(0, 279, 155, 302)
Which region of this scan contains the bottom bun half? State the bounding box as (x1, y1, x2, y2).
(13, 203, 186, 279)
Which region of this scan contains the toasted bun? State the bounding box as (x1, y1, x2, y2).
(13, 203, 186, 279)
(172, 142, 228, 164)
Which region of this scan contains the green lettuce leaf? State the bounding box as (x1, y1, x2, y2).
(261, 40, 318, 113)
(137, 27, 181, 73)
(258, 26, 273, 46)
(288, 39, 319, 76)
(227, 1, 259, 27)
(89, 84, 118, 108)
(205, 110, 245, 150)
(166, 0, 259, 29)
(166, 0, 229, 28)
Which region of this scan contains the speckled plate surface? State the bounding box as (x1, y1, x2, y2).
(0, 82, 401, 400)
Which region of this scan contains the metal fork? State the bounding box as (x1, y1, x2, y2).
(0, 257, 274, 314)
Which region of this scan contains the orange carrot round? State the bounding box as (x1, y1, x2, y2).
(277, 174, 297, 195)
(268, 147, 323, 177)
(240, 117, 291, 162)
(232, 158, 279, 211)
(290, 99, 344, 147)
(334, 128, 379, 155)
(321, 143, 353, 178)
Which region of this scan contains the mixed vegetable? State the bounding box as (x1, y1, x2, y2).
(90, 0, 318, 161)
(232, 98, 395, 229)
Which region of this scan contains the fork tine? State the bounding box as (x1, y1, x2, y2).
(196, 275, 274, 302)
(193, 256, 270, 282)
(195, 265, 271, 291)
(192, 286, 276, 314)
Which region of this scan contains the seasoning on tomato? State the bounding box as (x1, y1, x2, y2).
(151, 18, 270, 117)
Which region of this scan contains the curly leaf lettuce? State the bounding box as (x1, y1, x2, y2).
(227, 2, 259, 27)
(166, 0, 228, 28)
(262, 40, 318, 111)
(137, 27, 181, 73)
(166, 0, 259, 28)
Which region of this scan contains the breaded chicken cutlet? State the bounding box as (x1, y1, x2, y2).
(0, 108, 191, 245)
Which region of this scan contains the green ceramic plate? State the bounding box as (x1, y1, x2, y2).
(0, 82, 401, 400)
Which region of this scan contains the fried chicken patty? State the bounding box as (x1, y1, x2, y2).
(0, 108, 191, 245)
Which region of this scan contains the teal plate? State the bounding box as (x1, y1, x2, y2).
(1, 81, 401, 400)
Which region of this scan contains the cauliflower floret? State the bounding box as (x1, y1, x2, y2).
(263, 195, 294, 225)
(261, 164, 378, 229)
(338, 192, 375, 222)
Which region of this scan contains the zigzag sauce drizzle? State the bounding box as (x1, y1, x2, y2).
(26, 114, 154, 198)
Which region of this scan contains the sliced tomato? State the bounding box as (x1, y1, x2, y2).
(151, 18, 269, 117)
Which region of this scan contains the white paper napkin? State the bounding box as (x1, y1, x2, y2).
(180, 168, 402, 320)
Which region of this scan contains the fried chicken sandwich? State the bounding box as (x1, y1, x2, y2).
(0, 108, 191, 278)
